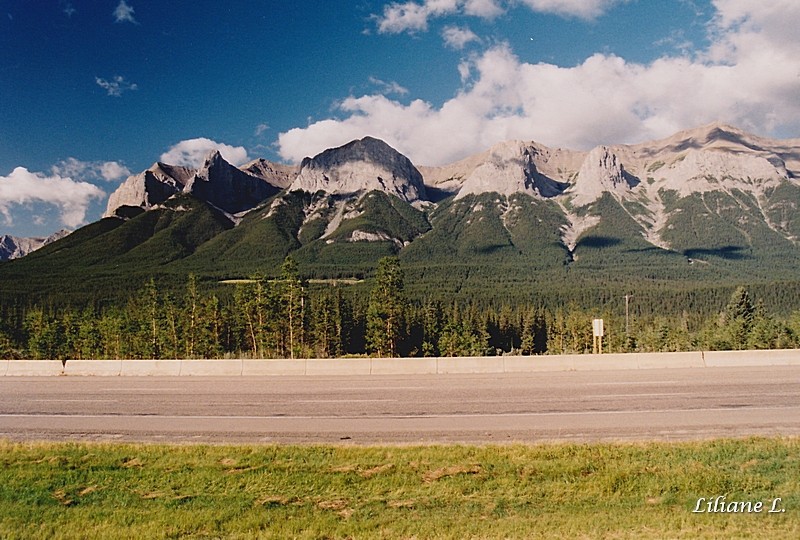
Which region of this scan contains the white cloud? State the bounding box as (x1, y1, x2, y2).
(96, 75, 138, 97)
(61, 2, 76, 17)
(0, 167, 105, 228)
(279, 1, 800, 165)
(442, 25, 480, 49)
(52, 158, 130, 183)
(255, 123, 270, 136)
(160, 138, 250, 168)
(99, 162, 131, 181)
(368, 76, 410, 95)
(376, 0, 616, 33)
(517, 0, 625, 20)
(463, 0, 505, 18)
(113, 1, 137, 24)
(377, 0, 458, 33)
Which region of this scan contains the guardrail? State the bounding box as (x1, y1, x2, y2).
(3, 349, 800, 376)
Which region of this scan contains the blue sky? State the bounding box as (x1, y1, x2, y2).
(2, 0, 800, 237)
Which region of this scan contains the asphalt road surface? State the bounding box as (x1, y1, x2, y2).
(1, 366, 799, 444)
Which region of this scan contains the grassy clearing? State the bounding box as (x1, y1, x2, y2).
(1, 438, 798, 539)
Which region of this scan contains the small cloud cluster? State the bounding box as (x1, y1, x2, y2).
(61, 1, 76, 18)
(376, 0, 621, 34)
(377, 0, 503, 33)
(96, 75, 138, 97)
(51, 158, 130, 182)
(368, 76, 410, 96)
(160, 138, 250, 168)
(518, 0, 625, 20)
(442, 25, 480, 49)
(0, 167, 106, 228)
(278, 1, 800, 165)
(113, 1, 137, 24)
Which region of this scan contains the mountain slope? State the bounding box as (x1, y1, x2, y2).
(3, 123, 800, 308)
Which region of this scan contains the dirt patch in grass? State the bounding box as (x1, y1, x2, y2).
(423, 464, 482, 482)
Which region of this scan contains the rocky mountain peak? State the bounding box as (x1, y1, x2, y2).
(568, 146, 638, 207)
(201, 149, 225, 169)
(0, 229, 70, 261)
(105, 150, 281, 218)
(104, 162, 194, 218)
(291, 137, 427, 202)
(455, 140, 567, 199)
(242, 159, 298, 189)
(182, 150, 281, 215)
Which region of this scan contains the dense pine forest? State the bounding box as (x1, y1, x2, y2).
(2, 256, 800, 361)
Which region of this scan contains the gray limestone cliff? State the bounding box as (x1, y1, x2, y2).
(291, 137, 427, 203)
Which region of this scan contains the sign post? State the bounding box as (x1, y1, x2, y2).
(592, 318, 604, 354)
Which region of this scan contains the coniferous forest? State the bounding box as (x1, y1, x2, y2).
(3, 255, 800, 361)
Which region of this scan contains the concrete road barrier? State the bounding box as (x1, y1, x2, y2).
(637, 351, 704, 369)
(306, 358, 372, 376)
(371, 357, 438, 375)
(6, 360, 64, 376)
(437, 356, 505, 374)
(6, 349, 800, 377)
(572, 353, 639, 371)
(64, 359, 122, 376)
(703, 349, 800, 367)
(241, 360, 307, 376)
(120, 360, 182, 377)
(504, 355, 574, 372)
(178, 359, 243, 376)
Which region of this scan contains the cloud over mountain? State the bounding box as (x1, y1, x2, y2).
(51, 158, 130, 183)
(279, 1, 800, 166)
(0, 167, 105, 228)
(160, 138, 250, 169)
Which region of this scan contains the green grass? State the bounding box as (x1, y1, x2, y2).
(1, 438, 798, 539)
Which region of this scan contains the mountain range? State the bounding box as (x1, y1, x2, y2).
(4, 122, 800, 308)
(0, 229, 70, 261)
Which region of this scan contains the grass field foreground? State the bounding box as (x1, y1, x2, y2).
(0, 438, 798, 539)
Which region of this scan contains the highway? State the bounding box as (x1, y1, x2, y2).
(1, 366, 798, 444)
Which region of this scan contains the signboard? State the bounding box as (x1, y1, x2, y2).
(592, 318, 604, 337)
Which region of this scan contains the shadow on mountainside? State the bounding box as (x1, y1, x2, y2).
(682, 245, 751, 260)
(576, 236, 623, 249)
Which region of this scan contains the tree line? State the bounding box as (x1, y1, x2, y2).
(2, 257, 800, 360)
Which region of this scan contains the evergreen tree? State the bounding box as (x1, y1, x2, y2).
(723, 286, 756, 350)
(280, 257, 306, 359)
(520, 306, 547, 355)
(313, 291, 341, 358)
(98, 310, 124, 359)
(141, 279, 163, 359)
(366, 256, 406, 357)
(195, 295, 223, 358)
(438, 320, 488, 357)
(0, 309, 15, 359)
(235, 275, 269, 358)
(24, 308, 60, 360)
(184, 274, 200, 359)
(421, 300, 442, 357)
(162, 293, 181, 359)
(0, 330, 12, 359)
(548, 308, 568, 355)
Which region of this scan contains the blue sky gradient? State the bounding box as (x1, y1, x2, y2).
(2, 1, 799, 237)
